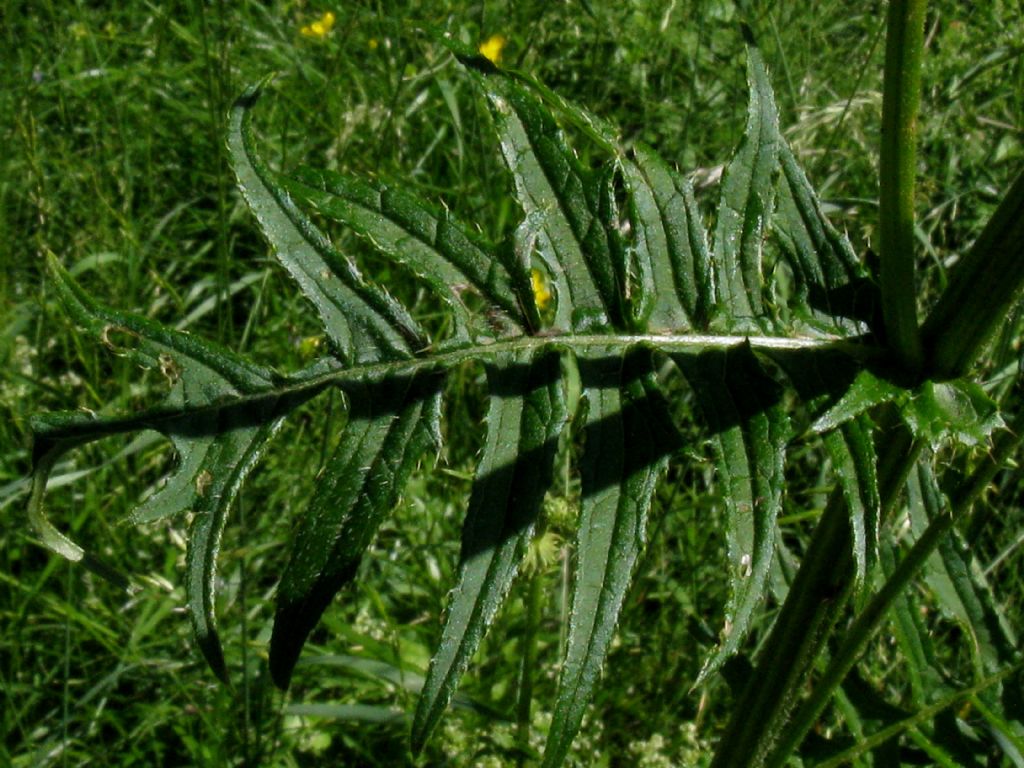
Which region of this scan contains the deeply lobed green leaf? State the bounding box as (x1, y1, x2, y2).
(279, 166, 536, 337)
(24, 34, 946, 768)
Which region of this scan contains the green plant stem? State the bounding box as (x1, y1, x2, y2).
(765, 411, 1024, 766)
(710, 422, 921, 768)
(197, 0, 234, 343)
(879, 0, 927, 372)
(516, 567, 544, 763)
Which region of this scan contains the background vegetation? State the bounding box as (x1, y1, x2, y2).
(3, 1, 1022, 765)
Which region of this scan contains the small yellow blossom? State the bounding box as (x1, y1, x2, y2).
(531, 268, 552, 311)
(300, 11, 336, 40)
(368, 38, 379, 50)
(69, 22, 88, 40)
(298, 335, 323, 359)
(478, 34, 506, 65)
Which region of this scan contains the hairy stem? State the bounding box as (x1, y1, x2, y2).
(879, 0, 927, 371)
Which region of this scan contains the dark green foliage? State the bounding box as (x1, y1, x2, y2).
(17, 7, 1024, 768)
(26, 38, 887, 765)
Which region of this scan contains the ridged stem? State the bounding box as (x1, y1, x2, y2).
(879, 0, 927, 371)
(516, 568, 544, 764)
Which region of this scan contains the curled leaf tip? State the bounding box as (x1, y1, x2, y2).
(28, 444, 85, 562)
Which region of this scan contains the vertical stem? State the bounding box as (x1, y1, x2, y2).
(238, 489, 252, 764)
(198, 0, 233, 342)
(879, 0, 928, 371)
(516, 568, 544, 764)
(62, 562, 71, 768)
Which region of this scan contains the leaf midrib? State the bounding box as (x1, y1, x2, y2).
(34, 331, 877, 442)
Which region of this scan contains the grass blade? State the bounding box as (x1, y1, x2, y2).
(814, 663, 1024, 768)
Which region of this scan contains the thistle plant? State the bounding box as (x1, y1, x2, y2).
(26, 13, 1024, 768)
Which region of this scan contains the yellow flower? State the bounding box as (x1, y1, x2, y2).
(298, 335, 323, 359)
(531, 268, 552, 311)
(300, 11, 336, 40)
(478, 34, 506, 65)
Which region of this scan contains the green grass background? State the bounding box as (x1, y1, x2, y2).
(2, 1, 1022, 765)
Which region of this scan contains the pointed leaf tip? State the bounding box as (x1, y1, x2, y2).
(543, 350, 678, 767)
(270, 379, 442, 690)
(711, 38, 781, 329)
(412, 350, 566, 751)
(232, 73, 276, 111)
(673, 346, 789, 686)
(230, 80, 424, 362)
